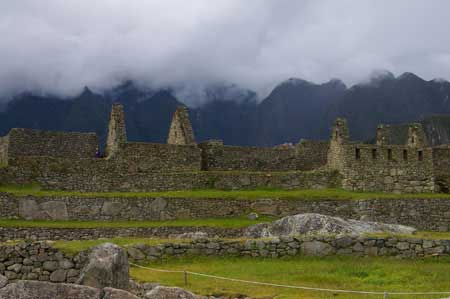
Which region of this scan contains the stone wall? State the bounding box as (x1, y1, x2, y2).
(295, 140, 329, 170)
(167, 106, 196, 145)
(432, 147, 450, 192)
(7, 128, 98, 159)
(0, 242, 86, 283)
(126, 236, 450, 260)
(114, 142, 201, 172)
(328, 119, 437, 193)
(3, 156, 339, 191)
(2, 193, 449, 231)
(0, 135, 8, 165)
(199, 139, 328, 171)
(0, 227, 242, 242)
(339, 144, 436, 193)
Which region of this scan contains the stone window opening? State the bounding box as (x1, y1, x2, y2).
(387, 148, 393, 160)
(371, 148, 377, 159)
(418, 150, 423, 161)
(355, 148, 361, 160)
(403, 149, 408, 161)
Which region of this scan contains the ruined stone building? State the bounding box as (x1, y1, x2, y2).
(1, 104, 450, 193)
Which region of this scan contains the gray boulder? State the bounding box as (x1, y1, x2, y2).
(245, 213, 417, 237)
(40, 201, 69, 220)
(103, 287, 142, 299)
(145, 286, 197, 299)
(77, 243, 130, 290)
(0, 274, 8, 289)
(0, 280, 101, 299)
(301, 241, 335, 256)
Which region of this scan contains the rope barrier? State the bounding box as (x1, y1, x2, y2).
(130, 262, 450, 297)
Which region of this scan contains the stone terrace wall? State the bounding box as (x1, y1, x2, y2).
(0, 227, 243, 242)
(432, 147, 450, 192)
(127, 236, 450, 260)
(199, 140, 329, 171)
(1, 193, 449, 231)
(115, 142, 201, 172)
(338, 143, 436, 193)
(7, 128, 98, 159)
(0, 135, 8, 165)
(0, 242, 86, 283)
(4, 156, 338, 191)
(295, 140, 329, 170)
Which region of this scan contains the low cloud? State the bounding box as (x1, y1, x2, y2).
(1, 0, 450, 101)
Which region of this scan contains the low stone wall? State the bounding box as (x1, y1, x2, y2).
(199, 140, 329, 172)
(0, 135, 8, 165)
(0, 242, 86, 283)
(7, 128, 98, 159)
(0, 227, 242, 242)
(5, 156, 339, 192)
(127, 236, 450, 261)
(1, 193, 449, 231)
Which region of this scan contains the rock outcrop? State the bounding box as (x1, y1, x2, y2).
(0, 280, 101, 299)
(144, 286, 197, 299)
(77, 243, 130, 290)
(245, 213, 417, 238)
(0, 274, 7, 289)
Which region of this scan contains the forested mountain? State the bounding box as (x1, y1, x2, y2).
(2, 72, 450, 148)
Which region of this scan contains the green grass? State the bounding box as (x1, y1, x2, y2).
(1, 184, 450, 200)
(131, 255, 450, 299)
(0, 216, 273, 229)
(52, 238, 191, 255)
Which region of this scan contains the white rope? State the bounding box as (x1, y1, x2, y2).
(130, 262, 450, 296)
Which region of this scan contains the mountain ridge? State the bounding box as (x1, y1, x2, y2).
(2, 72, 450, 148)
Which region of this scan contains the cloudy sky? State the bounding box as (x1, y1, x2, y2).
(1, 0, 450, 99)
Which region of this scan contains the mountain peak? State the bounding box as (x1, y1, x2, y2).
(275, 78, 314, 89)
(323, 78, 347, 90)
(397, 72, 424, 82)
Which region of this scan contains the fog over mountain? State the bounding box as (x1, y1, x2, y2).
(2, 72, 450, 148)
(2, 0, 450, 102)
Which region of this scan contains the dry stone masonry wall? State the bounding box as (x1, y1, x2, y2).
(0, 242, 86, 283)
(126, 236, 450, 260)
(1, 193, 449, 231)
(7, 128, 97, 159)
(328, 119, 438, 193)
(2, 104, 450, 193)
(199, 139, 329, 171)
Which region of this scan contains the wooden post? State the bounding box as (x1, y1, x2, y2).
(184, 271, 188, 286)
(384, 291, 388, 299)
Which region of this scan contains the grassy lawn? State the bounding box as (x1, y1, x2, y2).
(131, 255, 450, 299)
(51, 238, 192, 255)
(1, 184, 450, 200)
(0, 216, 273, 229)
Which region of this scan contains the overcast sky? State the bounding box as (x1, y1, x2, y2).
(1, 0, 450, 100)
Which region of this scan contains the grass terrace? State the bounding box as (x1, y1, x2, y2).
(131, 255, 450, 299)
(0, 216, 274, 229)
(2, 184, 450, 200)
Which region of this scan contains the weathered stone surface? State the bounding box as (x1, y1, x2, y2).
(40, 201, 69, 220)
(77, 243, 129, 290)
(50, 269, 67, 282)
(0, 274, 8, 289)
(101, 202, 124, 216)
(145, 286, 196, 299)
(167, 106, 196, 145)
(103, 287, 142, 299)
(0, 280, 101, 299)
(245, 213, 417, 237)
(301, 241, 335, 256)
(18, 199, 44, 220)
